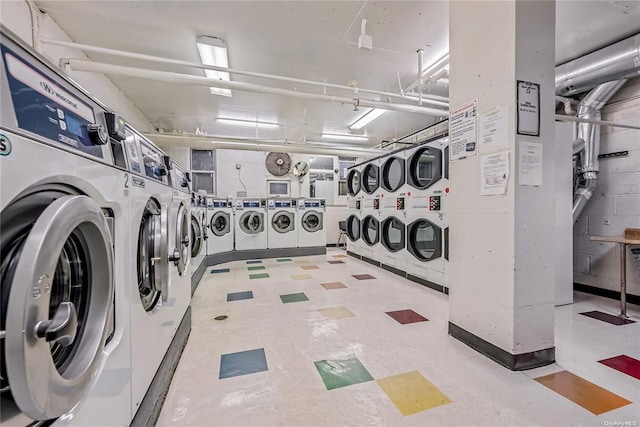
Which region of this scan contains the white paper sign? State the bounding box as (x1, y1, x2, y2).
(517, 81, 540, 136)
(481, 151, 509, 195)
(449, 99, 478, 161)
(479, 106, 508, 152)
(518, 141, 543, 186)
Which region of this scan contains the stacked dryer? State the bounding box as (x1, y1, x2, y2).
(379, 150, 408, 272)
(206, 197, 235, 257)
(267, 198, 297, 249)
(345, 165, 363, 256)
(359, 159, 381, 263)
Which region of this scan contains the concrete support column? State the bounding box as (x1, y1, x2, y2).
(448, 0, 556, 370)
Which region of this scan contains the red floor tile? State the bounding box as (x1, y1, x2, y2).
(352, 274, 376, 280)
(598, 355, 640, 380)
(579, 311, 636, 325)
(386, 309, 429, 325)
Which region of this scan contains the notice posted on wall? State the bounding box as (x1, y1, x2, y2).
(479, 106, 508, 153)
(449, 99, 478, 161)
(518, 140, 543, 186)
(480, 151, 509, 196)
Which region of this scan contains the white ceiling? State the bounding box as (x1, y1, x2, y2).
(35, 1, 640, 148)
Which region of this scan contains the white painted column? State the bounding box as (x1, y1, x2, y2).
(448, 0, 556, 370)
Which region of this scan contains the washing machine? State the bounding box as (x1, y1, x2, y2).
(267, 198, 297, 249)
(189, 192, 207, 278)
(403, 135, 450, 289)
(345, 164, 363, 256)
(206, 197, 234, 255)
(297, 198, 326, 248)
(234, 198, 268, 251)
(0, 29, 132, 426)
(125, 128, 183, 417)
(167, 158, 192, 292)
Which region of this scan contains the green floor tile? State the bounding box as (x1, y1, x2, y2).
(248, 266, 266, 271)
(314, 357, 374, 390)
(280, 292, 309, 303)
(276, 258, 293, 262)
(249, 273, 270, 279)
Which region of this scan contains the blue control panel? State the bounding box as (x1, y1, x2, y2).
(139, 140, 165, 182)
(243, 201, 260, 208)
(275, 200, 292, 208)
(213, 200, 228, 208)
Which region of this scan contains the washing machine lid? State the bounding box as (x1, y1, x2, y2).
(190, 212, 204, 257)
(239, 211, 264, 235)
(272, 211, 295, 233)
(346, 215, 360, 242)
(381, 216, 405, 252)
(361, 163, 379, 194)
(210, 212, 231, 236)
(2, 195, 114, 420)
(301, 211, 323, 232)
(406, 218, 442, 262)
(406, 146, 442, 190)
(361, 215, 379, 246)
(346, 169, 361, 196)
(381, 156, 405, 192)
(173, 203, 190, 275)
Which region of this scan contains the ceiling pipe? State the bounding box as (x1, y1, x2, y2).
(65, 58, 450, 117)
(556, 33, 640, 96)
(39, 37, 450, 108)
(555, 114, 640, 131)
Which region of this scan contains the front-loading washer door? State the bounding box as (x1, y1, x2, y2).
(381, 217, 405, 252)
(361, 215, 379, 246)
(272, 211, 294, 233)
(302, 211, 323, 232)
(137, 199, 169, 310)
(1, 195, 114, 420)
(211, 212, 231, 237)
(407, 219, 442, 262)
(346, 215, 360, 242)
(239, 211, 264, 235)
(190, 212, 204, 258)
(174, 203, 190, 276)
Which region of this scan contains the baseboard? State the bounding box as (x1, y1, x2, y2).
(361, 255, 380, 267)
(380, 263, 406, 278)
(132, 307, 191, 426)
(326, 243, 347, 248)
(448, 321, 555, 371)
(574, 282, 640, 306)
(406, 273, 449, 295)
(346, 251, 361, 259)
(190, 260, 208, 296)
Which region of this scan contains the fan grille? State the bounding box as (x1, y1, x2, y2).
(265, 152, 292, 176)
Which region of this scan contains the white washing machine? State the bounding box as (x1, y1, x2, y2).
(297, 198, 326, 248)
(125, 128, 183, 417)
(167, 158, 192, 303)
(0, 30, 132, 426)
(345, 164, 363, 256)
(234, 198, 268, 251)
(267, 198, 297, 249)
(206, 197, 234, 255)
(189, 192, 207, 278)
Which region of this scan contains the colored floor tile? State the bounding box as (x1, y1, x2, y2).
(301, 265, 319, 270)
(534, 370, 632, 415)
(314, 356, 374, 390)
(280, 292, 309, 303)
(598, 355, 640, 380)
(248, 265, 266, 271)
(321, 282, 347, 290)
(319, 306, 355, 320)
(386, 309, 429, 325)
(327, 260, 344, 264)
(227, 291, 254, 302)
(579, 310, 636, 325)
(352, 274, 376, 280)
(291, 274, 312, 280)
(219, 348, 268, 379)
(331, 254, 347, 258)
(210, 268, 230, 274)
(249, 273, 270, 279)
(376, 371, 451, 416)
(246, 260, 263, 265)
(276, 258, 292, 262)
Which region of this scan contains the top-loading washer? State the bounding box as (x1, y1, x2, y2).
(345, 164, 363, 256)
(297, 198, 326, 248)
(234, 198, 268, 252)
(206, 197, 234, 256)
(0, 29, 132, 426)
(267, 198, 297, 249)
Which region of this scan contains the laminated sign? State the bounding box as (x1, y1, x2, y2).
(449, 99, 478, 161)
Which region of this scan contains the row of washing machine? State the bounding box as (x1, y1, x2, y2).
(345, 135, 450, 291)
(0, 29, 193, 426)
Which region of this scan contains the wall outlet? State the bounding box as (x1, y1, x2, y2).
(235, 163, 241, 170)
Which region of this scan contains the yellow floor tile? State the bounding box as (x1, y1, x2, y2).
(376, 371, 451, 416)
(319, 306, 355, 320)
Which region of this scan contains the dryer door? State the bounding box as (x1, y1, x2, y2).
(361, 163, 380, 194)
(406, 146, 442, 190)
(272, 211, 294, 233)
(361, 215, 379, 246)
(381, 156, 405, 192)
(407, 219, 442, 262)
(173, 203, 190, 276)
(381, 217, 405, 252)
(240, 211, 264, 235)
(346, 215, 360, 242)
(210, 212, 231, 237)
(302, 211, 323, 232)
(190, 212, 204, 257)
(346, 169, 361, 196)
(1, 195, 114, 420)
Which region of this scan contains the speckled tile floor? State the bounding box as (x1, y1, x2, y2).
(158, 249, 640, 426)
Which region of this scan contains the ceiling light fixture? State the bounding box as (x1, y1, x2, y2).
(349, 108, 387, 130)
(216, 118, 280, 129)
(321, 133, 369, 142)
(196, 36, 232, 97)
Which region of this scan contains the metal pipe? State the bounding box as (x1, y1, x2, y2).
(555, 113, 640, 131)
(66, 58, 450, 117)
(556, 33, 640, 96)
(40, 37, 450, 108)
(572, 138, 586, 155)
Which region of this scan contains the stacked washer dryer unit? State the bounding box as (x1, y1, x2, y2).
(359, 158, 382, 264)
(234, 198, 268, 252)
(403, 135, 450, 292)
(0, 29, 133, 425)
(345, 165, 363, 257)
(297, 198, 327, 250)
(379, 149, 408, 274)
(206, 197, 235, 259)
(189, 191, 208, 281)
(267, 198, 297, 249)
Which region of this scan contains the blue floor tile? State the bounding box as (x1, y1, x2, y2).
(211, 268, 230, 274)
(219, 348, 268, 379)
(246, 260, 263, 264)
(227, 291, 254, 302)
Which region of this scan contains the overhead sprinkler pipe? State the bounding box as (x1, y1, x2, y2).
(65, 58, 450, 117)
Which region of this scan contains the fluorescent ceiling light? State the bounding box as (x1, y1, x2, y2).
(196, 36, 232, 97)
(216, 118, 280, 129)
(349, 108, 386, 130)
(321, 133, 369, 142)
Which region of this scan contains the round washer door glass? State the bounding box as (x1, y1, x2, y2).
(272, 211, 294, 233)
(381, 217, 405, 252)
(346, 215, 360, 241)
(361, 215, 379, 246)
(137, 199, 167, 311)
(346, 169, 361, 196)
(239, 211, 264, 235)
(190, 213, 203, 257)
(0, 195, 114, 420)
(381, 156, 405, 192)
(407, 219, 442, 261)
(361, 163, 379, 194)
(407, 146, 442, 190)
(174, 203, 190, 275)
(302, 211, 322, 232)
(210, 212, 230, 237)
